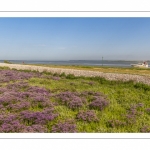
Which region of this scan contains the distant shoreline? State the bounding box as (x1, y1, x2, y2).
(1, 60, 149, 68)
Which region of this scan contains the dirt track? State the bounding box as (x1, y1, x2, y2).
(0, 63, 150, 85)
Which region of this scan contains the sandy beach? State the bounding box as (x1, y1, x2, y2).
(0, 63, 150, 85)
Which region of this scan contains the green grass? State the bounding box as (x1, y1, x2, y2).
(27, 70, 150, 132)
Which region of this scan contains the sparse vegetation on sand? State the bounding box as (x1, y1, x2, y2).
(30, 64, 150, 76)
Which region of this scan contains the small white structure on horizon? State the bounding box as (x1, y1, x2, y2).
(131, 61, 148, 68)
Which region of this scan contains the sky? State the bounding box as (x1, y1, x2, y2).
(0, 17, 150, 61)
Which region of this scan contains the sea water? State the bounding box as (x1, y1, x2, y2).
(0, 60, 150, 68)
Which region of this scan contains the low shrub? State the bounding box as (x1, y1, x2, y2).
(66, 74, 76, 79)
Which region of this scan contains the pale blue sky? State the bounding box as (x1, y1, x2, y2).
(0, 18, 150, 60)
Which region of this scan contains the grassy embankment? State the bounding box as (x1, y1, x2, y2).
(0, 66, 150, 132)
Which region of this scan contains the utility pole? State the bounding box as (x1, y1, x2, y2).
(102, 56, 103, 66)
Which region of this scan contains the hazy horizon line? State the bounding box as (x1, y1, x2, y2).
(0, 59, 149, 61)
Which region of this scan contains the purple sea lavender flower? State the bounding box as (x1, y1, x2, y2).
(146, 108, 150, 114)
(108, 120, 126, 128)
(0, 114, 6, 124)
(76, 110, 98, 122)
(7, 82, 29, 90)
(0, 70, 37, 83)
(33, 95, 47, 102)
(1, 93, 19, 104)
(0, 120, 25, 133)
(56, 91, 86, 109)
(136, 103, 144, 107)
(3, 114, 17, 123)
(52, 76, 60, 80)
(0, 87, 7, 94)
(22, 125, 48, 133)
(125, 105, 142, 124)
(7, 102, 30, 112)
(88, 82, 95, 86)
(28, 86, 50, 96)
(67, 96, 86, 109)
(89, 97, 109, 111)
(20, 108, 58, 125)
(17, 92, 33, 99)
(51, 120, 77, 133)
(0, 104, 4, 109)
(140, 125, 150, 133)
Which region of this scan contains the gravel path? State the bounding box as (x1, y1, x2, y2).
(0, 63, 150, 85)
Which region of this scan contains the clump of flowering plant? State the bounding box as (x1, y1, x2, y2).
(0, 70, 38, 83)
(140, 125, 150, 133)
(20, 108, 58, 125)
(22, 125, 48, 133)
(125, 104, 143, 124)
(107, 119, 126, 128)
(6, 101, 30, 112)
(52, 76, 60, 80)
(81, 91, 101, 97)
(56, 91, 86, 109)
(146, 108, 150, 114)
(51, 120, 77, 133)
(0, 114, 25, 133)
(89, 97, 109, 111)
(0, 121, 25, 133)
(76, 110, 98, 122)
(88, 82, 95, 86)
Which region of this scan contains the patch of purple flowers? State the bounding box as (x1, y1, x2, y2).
(0, 69, 113, 133)
(140, 125, 150, 133)
(125, 105, 143, 124)
(0, 69, 59, 133)
(56, 91, 86, 109)
(6, 101, 30, 112)
(76, 110, 98, 122)
(126, 107, 137, 124)
(88, 82, 95, 86)
(21, 108, 58, 125)
(89, 96, 109, 111)
(0, 114, 24, 133)
(52, 76, 60, 80)
(51, 120, 77, 133)
(6, 82, 29, 91)
(22, 125, 48, 133)
(108, 120, 126, 128)
(136, 103, 144, 107)
(27, 86, 51, 96)
(0, 70, 38, 83)
(0, 120, 25, 133)
(146, 108, 150, 114)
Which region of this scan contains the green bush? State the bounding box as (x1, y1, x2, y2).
(59, 72, 66, 77)
(66, 74, 76, 79)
